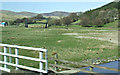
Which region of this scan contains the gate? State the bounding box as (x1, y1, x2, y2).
(0, 43, 48, 73)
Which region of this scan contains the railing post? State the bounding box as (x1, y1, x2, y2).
(90, 60, 94, 75)
(45, 49, 48, 73)
(9, 47, 12, 63)
(4, 46, 7, 68)
(39, 51, 43, 75)
(55, 53, 58, 71)
(90, 66, 93, 71)
(15, 48, 19, 70)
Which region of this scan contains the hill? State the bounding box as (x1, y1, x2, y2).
(84, 2, 119, 15)
(0, 10, 71, 21)
(77, 1, 119, 27)
(0, 10, 38, 21)
(42, 11, 70, 16)
(0, 10, 38, 17)
(0, 10, 71, 17)
(1, 13, 24, 21)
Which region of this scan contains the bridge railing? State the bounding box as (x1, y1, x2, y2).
(0, 43, 48, 73)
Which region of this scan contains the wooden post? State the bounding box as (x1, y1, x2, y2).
(4, 46, 7, 68)
(90, 60, 94, 75)
(15, 48, 19, 70)
(39, 51, 43, 75)
(9, 47, 12, 63)
(89, 66, 94, 75)
(90, 66, 93, 71)
(55, 53, 58, 71)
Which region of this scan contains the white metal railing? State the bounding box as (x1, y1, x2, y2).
(0, 43, 48, 73)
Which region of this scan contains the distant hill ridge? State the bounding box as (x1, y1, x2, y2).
(1, 1, 119, 22)
(0, 10, 38, 17)
(42, 11, 70, 16)
(0, 10, 72, 17)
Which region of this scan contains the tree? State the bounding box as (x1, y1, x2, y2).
(48, 17, 55, 26)
(80, 16, 91, 27)
(35, 14, 43, 21)
(69, 13, 78, 22)
(54, 19, 62, 26)
(14, 18, 22, 25)
(21, 17, 27, 23)
(92, 17, 104, 27)
(62, 16, 72, 27)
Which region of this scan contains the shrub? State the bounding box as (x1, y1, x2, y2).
(8, 21, 16, 25)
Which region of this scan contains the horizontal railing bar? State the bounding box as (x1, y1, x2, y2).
(0, 52, 46, 62)
(90, 65, 119, 72)
(0, 67, 10, 72)
(49, 64, 97, 74)
(49, 58, 119, 72)
(49, 58, 88, 66)
(0, 61, 47, 73)
(0, 43, 47, 52)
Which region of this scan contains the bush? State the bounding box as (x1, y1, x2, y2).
(9, 21, 16, 25)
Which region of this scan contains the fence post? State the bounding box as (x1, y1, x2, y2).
(90, 66, 93, 71)
(39, 51, 43, 75)
(90, 60, 93, 72)
(9, 47, 12, 63)
(45, 49, 48, 73)
(4, 46, 7, 68)
(55, 53, 58, 71)
(15, 48, 19, 70)
(90, 60, 94, 75)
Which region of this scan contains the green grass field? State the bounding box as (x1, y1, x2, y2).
(0, 21, 118, 69)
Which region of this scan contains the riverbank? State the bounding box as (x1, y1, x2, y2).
(58, 60, 119, 74)
(80, 56, 120, 65)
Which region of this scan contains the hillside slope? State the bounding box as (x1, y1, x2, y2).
(84, 2, 119, 15)
(76, 1, 119, 27)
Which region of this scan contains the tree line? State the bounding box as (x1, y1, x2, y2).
(48, 8, 118, 27)
(9, 8, 118, 28)
(9, 14, 45, 25)
(80, 8, 118, 27)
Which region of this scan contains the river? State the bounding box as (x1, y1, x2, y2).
(75, 60, 119, 75)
